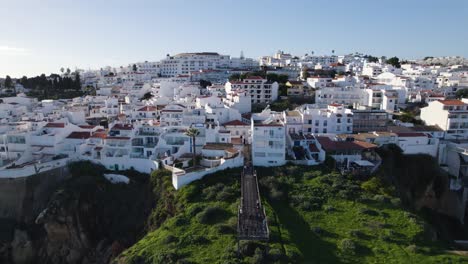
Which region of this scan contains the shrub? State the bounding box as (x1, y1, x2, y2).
(349, 229, 364, 238)
(338, 239, 356, 255)
(252, 248, 265, 264)
(239, 241, 263, 257)
(323, 205, 336, 213)
(267, 248, 283, 261)
(270, 188, 285, 200)
(406, 244, 420, 253)
(312, 226, 323, 235)
(153, 250, 180, 264)
(216, 224, 236, 234)
(173, 216, 188, 226)
(361, 177, 385, 194)
(216, 188, 236, 202)
(197, 206, 228, 225)
(163, 234, 178, 244)
(359, 208, 379, 216)
(373, 195, 390, 203)
(187, 204, 204, 217)
(390, 198, 401, 206)
(300, 201, 312, 211)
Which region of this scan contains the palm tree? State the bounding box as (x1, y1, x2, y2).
(185, 127, 200, 167)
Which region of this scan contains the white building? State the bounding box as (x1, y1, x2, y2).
(315, 86, 368, 107)
(421, 99, 468, 139)
(297, 104, 353, 134)
(159, 52, 230, 77)
(251, 110, 286, 166)
(225, 76, 279, 104)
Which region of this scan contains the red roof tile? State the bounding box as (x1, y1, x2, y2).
(78, 125, 96, 129)
(309, 144, 320, 153)
(106, 136, 130, 140)
(438, 100, 466, 106)
(66, 131, 91, 139)
(45, 122, 65, 128)
(91, 133, 107, 139)
(316, 137, 377, 151)
(138, 106, 158, 112)
(223, 120, 249, 126)
(112, 124, 133, 130)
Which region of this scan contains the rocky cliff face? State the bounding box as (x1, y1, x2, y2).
(1, 162, 154, 264)
(34, 189, 108, 264)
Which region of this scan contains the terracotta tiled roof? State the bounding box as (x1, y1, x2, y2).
(438, 100, 466, 105)
(138, 106, 158, 112)
(106, 136, 130, 140)
(309, 144, 320, 152)
(45, 122, 65, 128)
(316, 136, 377, 151)
(91, 132, 107, 139)
(78, 125, 96, 129)
(223, 120, 249, 126)
(66, 131, 91, 139)
(112, 124, 133, 130)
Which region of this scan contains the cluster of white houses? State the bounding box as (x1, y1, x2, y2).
(1, 51, 468, 195)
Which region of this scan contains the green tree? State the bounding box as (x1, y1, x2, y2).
(386, 57, 401, 68)
(229, 73, 241, 81)
(456, 88, 468, 99)
(132, 64, 138, 72)
(301, 67, 310, 80)
(66, 68, 71, 75)
(19, 76, 28, 87)
(199, 79, 212, 88)
(74, 72, 81, 91)
(184, 128, 200, 167)
(5, 75, 12, 88)
(366, 56, 379, 63)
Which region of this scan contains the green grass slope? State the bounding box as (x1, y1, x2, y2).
(117, 165, 468, 264)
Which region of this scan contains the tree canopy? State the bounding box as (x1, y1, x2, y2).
(4, 75, 12, 88)
(20, 73, 83, 100)
(456, 88, 468, 99)
(386, 57, 401, 68)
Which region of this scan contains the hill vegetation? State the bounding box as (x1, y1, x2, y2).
(117, 160, 467, 263)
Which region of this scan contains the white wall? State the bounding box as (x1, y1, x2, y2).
(172, 154, 243, 190)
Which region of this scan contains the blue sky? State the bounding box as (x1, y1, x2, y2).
(1, 0, 467, 77)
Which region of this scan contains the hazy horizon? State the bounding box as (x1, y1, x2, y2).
(2, 0, 467, 78)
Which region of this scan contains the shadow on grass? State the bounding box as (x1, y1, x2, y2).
(268, 200, 343, 264)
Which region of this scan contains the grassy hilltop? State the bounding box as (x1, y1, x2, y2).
(117, 163, 468, 264)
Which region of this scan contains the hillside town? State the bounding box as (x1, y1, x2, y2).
(1, 51, 468, 198)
